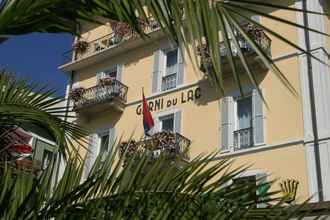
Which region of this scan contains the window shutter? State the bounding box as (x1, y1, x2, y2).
(152, 50, 164, 93)
(85, 133, 98, 176)
(255, 172, 269, 208)
(251, 15, 261, 23)
(72, 73, 80, 88)
(252, 89, 265, 146)
(177, 48, 185, 86)
(174, 111, 182, 133)
(116, 65, 123, 81)
(108, 127, 116, 152)
(220, 96, 234, 151)
(153, 116, 161, 134)
(96, 72, 104, 83)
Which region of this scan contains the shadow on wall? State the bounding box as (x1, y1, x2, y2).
(320, 0, 330, 22)
(194, 65, 268, 106)
(76, 109, 122, 133)
(193, 76, 221, 106)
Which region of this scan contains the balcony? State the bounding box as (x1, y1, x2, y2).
(198, 23, 271, 74)
(119, 131, 191, 167)
(233, 127, 253, 150)
(61, 19, 161, 69)
(70, 79, 128, 115)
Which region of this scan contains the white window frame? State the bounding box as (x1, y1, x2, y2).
(220, 86, 259, 152)
(103, 66, 118, 78)
(94, 126, 115, 157)
(154, 108, 181, 133)
(98, 65, 118, 82)
(232, 90, 253, 149)
(161, 48, 179, 92)
(159, 113, 175, 132)
(233, 94, 253, 141)
(97, 130, 110, 154)
(163, 48, 179, 77)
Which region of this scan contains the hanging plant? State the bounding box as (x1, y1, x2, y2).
(110, 21, 131, 38)
(70, 87, 85, 102)
(99, 75, 115, 86)
(73, 40, 88, 53)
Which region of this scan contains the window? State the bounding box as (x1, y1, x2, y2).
(162, 49, 178, 91)
(32, 138, 57, 170)
(160, 114, 174, 132)
(97, 65, 122, 84)
(166, 49, 178, 75)
(234, 96, 253, 149)
(99, 132, 110, 153)
(41, 150, 54, 170)
(220, 89, 265, 152)
(104, 66, 117, 79)
(231, 173, 270, 207)
(152, 48, 184, 94)
(233, 175, 257, 203)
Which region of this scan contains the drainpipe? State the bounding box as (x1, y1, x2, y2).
(302, 0, 323, 202)
(55, 71, 74, 185)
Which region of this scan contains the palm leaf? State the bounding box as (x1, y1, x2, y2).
(0, 134, 317, 219)
(0, 71, 88, 160)
(1, 0, 329, 95)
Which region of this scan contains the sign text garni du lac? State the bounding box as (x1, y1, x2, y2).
(136, 87, 202, 115)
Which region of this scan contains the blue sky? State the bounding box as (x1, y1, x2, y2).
(0, 33, 73, 96)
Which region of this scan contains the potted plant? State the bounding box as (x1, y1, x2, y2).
(70, 87, 85, 102)
(110, 21, 132, 44)
(73, 40, 88, 53)
(99, 75, 115, 86)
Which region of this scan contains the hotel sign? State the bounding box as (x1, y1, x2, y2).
(136, 87, 202, 115)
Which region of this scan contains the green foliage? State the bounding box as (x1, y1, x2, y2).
(0, 146, 310, 220)
(1, 1, 329, 94)
(0, 1, 327, 219)
(0, 72, 87, 159)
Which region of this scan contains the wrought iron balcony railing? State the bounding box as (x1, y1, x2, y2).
(198, 23, 272, 73)
(70, 79, 128, 112)
(161, 73, 177, 91)
(62, 19, 161, 65)
(140, 132, 191, 161)
(234, 127, 253, 150)
(119, 131, 191, 167)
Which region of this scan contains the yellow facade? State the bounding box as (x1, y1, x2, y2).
(60, 1, 330, 203)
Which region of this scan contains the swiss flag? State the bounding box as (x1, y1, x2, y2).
(142, 90, 154, 136)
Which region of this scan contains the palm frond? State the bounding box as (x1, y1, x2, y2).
(0, 142, 312, 219)
(141, 0, 329, 94)
(0, 71, 87, 160)
(1, 0, 328, 94)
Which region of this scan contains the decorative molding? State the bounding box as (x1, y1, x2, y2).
(28, 132, 57, 146)
(216, 138, 304, 159)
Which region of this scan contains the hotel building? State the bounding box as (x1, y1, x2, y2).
(59, 0, 330, 204)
